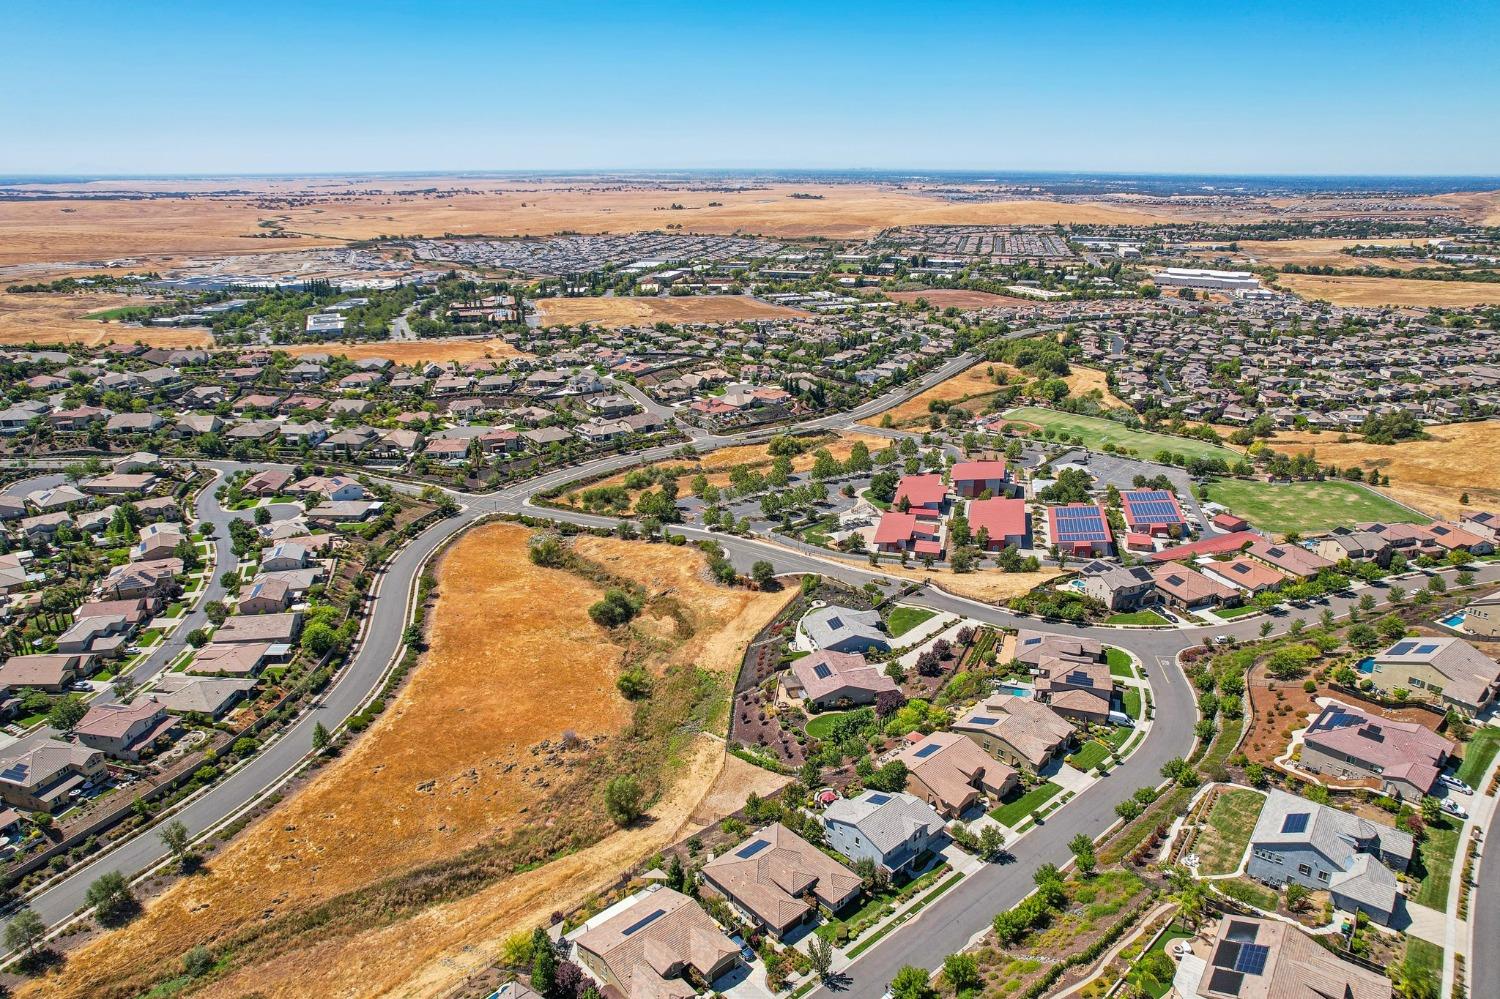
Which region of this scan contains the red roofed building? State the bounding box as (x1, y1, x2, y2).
(1045, 503, 1114, 557)
(1212, 512, 1250, 533)
(951, 460, 1011, 498)
(873, 511, 944, 557)
(967, 498, 1028, 550)
(893, 474, 948, 515)
(1149, 532, 1256, 563)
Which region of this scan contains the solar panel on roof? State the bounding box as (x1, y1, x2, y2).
(1390, 641, 1417, 655)
(867, 793, 891, 805)
(827, 616, 843, 629)
(736, 839, 771, 859)
(1234, 943, 1269, 975)
(1281, 812, 1310, 834)
(970, 716, 997, 726)
(621, 907, 668, 936)
(914, 743, 940, 758)
(1066, 671, 1095, 687)
(813, 663, 832, 679)
(1416, 643, 1439, 654)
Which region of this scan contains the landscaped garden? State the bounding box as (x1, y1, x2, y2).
(1104, 609, 1171, 626)
(1067, 740, 1111, 772)
(1192, 788, 1265, 875)
(886, 605, 937, 638)
(990, 780, 1063, 826)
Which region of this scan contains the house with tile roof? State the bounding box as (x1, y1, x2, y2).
(951, 693, 1076, 771)
(1365, 636, 1500, 715)
(781, 650, 896, 709)
(823, 790, 946, 877)
(1300, 700, 1454, 801)
(894, 732, 1018, 818)
(700, 823, 861, 939)
(573, 886, 740, 999)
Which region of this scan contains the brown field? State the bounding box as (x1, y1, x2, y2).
(1229, 238, 1440, 272)
(533, 295, 812, 327)
(884, 289, 1040, 310)
(563, 430, 892, 507)
(1265, 421, 1500, 519)
(28, 524, 790, 999)
(1064, 366, 1129, 409)
(1277, 273, 1500, 307)
(279, 337, 529, 365)
(876, 565, 1061, 604)
(860, 360, 1021, 429)
(0, 292, 213, 348)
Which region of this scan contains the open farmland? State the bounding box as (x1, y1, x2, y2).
(1001, 406, 1242, 463)
(1231, 238, 1441, 272)
(26, 524, 790, 999)
(861, 360, 1021, 429)
(1264, 421, 1500, 519)
(1277, 273, 1500, 307)
(1203, 477, 1426, 536)
(0, 292, 213, 347)
(279, 337, 530, 365)
(533, 295, 811, 327)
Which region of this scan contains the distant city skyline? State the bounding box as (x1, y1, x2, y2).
(6, 1, 1498, 176)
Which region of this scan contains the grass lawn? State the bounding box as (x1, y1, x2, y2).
(1203, 477, 1423, 537)
(1133, 925, 1193, 999)
(1106, 647, 1136, 677)
(1002, 406, 1240, 464)
(1105, 609, 1170, 626)
(1218, 877, 1278, 911)
(1195, 789, 1266, 875)
(1105, 725, 1133, 750)
(861, 489, 891, 511)
(1122, 687, 1143, 720)
(164, 601, 187, 618)
(886, 606, 936, 638)
(1403, 939, 1443, 998)
(1067, 740, 1110, 771)
(1456, 726, 1500, 786)
(990, 780, 1063, 826)
(1215, 604, 1262, 619)
(804, 710, 861, 739)
(17, 711, 47, 729)
(1411, 814, 1462, 908)
(138, 628, 163, 646)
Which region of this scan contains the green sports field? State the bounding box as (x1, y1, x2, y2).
(1203, 477, 1424, 536)
(1001, 407, 1239, 464)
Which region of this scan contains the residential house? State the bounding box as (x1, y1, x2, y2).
(1150, 563, 1239, 611)
(1079, 562, 1156, 612)
(1176, 915, 1392, 999)
(188, 642, 271, 677)
(237, 578, 293, 615)
(822, 790, 946, 878)
(572, 887, 739, 999)
(1200, 557, 1285, 595)
(1301, 701, 1455, 801)
(951, 693, 1076, 771)
(72, 700, 177, 761)
(1246, 789, 1413, 925)
(1364, 637, 1500, 715)
(0, 654, 86, 693)
(0, 738, 106, 812)
(1247, 540, 1334, 580)
(700, 824, 861, 939)
(214, 611, 302, 647)
(798, 605, 890, 655)
(781, 650, 896, 709)
(1467, 590, 1500, 639)
(895, 732, 1018, 818)
(133, 523, 185, 562)
(159, 677, 258, 719)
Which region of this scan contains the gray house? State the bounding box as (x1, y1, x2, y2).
(823, 790, 946, 878)
(1079, 562, 1156, 611)
(799, 605, 890, 655)
(1246, 789, 1413, 925)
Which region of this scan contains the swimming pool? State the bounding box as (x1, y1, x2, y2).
(999, 684, 1033, 697)
(1356, 657, 1375, 675)
(1442, 613, 1467, 628)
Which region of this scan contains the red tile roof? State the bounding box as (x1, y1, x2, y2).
(967, 497, 1026, 540)
(893, 474, 948, 509)
(950, 460, 1008, 483)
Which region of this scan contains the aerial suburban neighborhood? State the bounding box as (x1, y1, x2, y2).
(0, 6, 1498, 999)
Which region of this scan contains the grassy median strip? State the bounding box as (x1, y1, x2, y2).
(844, 871, 965, 959)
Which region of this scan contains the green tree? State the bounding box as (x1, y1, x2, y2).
(4, 906, 45, 959)
(159, 819, 194, 869)
(809, 933, 836, 980)
(48, 694, 89, 731)
(942, 953, 980, 993)
(530, 926, 556, 996)
(1068, 833, 1097, 876)
(182, 944, 215, 977)
(85, 870, 136, 926)
(604, 775, 645, 825)
(312, 721, 331, 752)
(889, 964, 937, 999)
(751, 560, 775, 588)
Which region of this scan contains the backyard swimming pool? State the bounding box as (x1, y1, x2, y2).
(1442, 612, 1467, 628)
(1356, 657, 1375, 674)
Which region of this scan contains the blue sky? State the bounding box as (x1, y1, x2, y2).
(5, 1, 1497, 176)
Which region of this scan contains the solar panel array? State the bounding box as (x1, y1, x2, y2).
(1052, 505, 1110, 543)
(969, 716, 998, 726)
(914, 743, 941, 759)
(867, 793, 891, 805)
(621, 907, 668, 937)
(736, 839, 771, 859)
(1281, 812, 1310, 834)
(1065, 671, 1096, 688)
(1123, 490, 1184, 524)
(1234, 943, 1270, 975)
(1389, 641, 1417, 655)
(813, 663, 833, 679)
(1416, 643, 1439, 654)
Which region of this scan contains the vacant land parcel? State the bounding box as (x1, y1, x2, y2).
(1002, 407, 1241, 464)
(27, 525, 790, 999)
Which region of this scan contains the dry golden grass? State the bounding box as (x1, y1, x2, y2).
(279, 337, 529, 365)
(533, 295, 811, 327)
(28, 524, 791, 999)
(1265, 422, 1500, 519)
(0, 292, 213, 347)
(1230, 238, 1438, 272)
(1277, 273, 1500, 307)
(1063, 366, 1129, 410)
(884, 289, 1039, 310)
(564, 431, 892, 506)
(875, 565, 1061, 603)
(860, 360, 1022, 429)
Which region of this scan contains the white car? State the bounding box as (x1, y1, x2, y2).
(1439, 774, 1473, 795)
(1440, 799, 1469, 820)
(70, 680, 92, 692)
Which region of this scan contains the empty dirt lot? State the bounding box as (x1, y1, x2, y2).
(279, 337, 529, 365)
(1266, 421, 1500, 519)
(27, 525, 790, 999)
(0, 292, 213, 348)
(533, 295, 811, 327)
(1277, 273, 1500, 307)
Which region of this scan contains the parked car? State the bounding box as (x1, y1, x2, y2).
(1440, 774, 1474, 795)
(1440, 799, 1469, 819)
